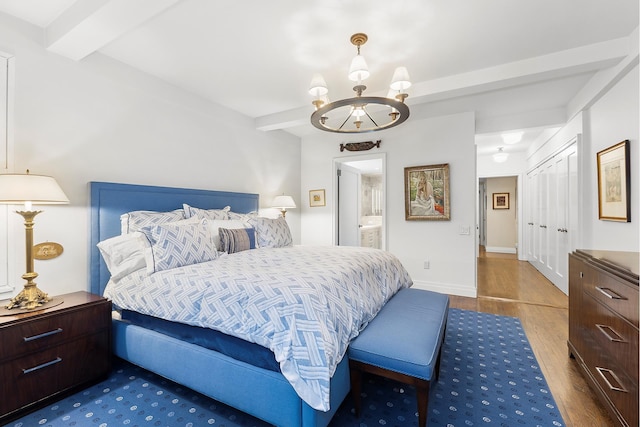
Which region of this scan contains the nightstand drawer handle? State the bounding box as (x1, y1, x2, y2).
(596, 324, 626, 343)
(23, 328, 63, 342)
(595, 367, 628, 393)
(22, 357, 62, 374)
(594, 286, 626, 300)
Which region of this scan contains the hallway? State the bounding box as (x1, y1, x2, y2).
(448, 250, 615, 426)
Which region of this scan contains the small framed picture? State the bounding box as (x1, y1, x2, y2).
(492, 193, 509, 210)
(597, 140, 630, 222)
(309, 189, 326, 207)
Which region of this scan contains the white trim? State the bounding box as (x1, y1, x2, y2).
(485, 246, 517, 254)
(411, 279, 478, 298)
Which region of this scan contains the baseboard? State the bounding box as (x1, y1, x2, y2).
(485, 246, 517, 254)
(411, 280, 477, 298)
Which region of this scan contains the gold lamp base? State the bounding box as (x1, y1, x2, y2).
(4, 209, 52, 311)
(5, 282, 51, 310)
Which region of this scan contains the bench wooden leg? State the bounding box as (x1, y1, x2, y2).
(349, 362, 363, 417)
(416, 379, 430, 427)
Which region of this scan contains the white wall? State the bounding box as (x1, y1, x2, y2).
(583, 65, 639, 251)
(485, 176, 517, 253)
(301, 112, 478, 297)
(0, 15, 301, 300)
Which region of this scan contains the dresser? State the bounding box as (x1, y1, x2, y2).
(0, 291, 111, 423)
(568, 250, 638, 427)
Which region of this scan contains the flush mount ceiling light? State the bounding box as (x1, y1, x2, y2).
(501, 131, 523, 145)
(493, 147, 509, 163)
(309, 33, 411, 133)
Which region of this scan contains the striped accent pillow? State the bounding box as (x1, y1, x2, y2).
(141, 219, 218, 273)
(219, 228, 256, 254)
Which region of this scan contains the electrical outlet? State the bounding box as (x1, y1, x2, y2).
(423, 260, 430, 269)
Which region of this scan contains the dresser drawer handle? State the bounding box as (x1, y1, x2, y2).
(22, 357, 62, 374)
(595, 367, 628, 393)
(595, 324, 626, 343)
(594, 286, 626, 300)
(23, 328, 63, 342)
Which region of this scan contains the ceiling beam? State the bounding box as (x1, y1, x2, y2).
(256, 37, 630, 132)
(45, 0, 180, 61)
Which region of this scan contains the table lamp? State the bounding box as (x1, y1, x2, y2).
(272, 194, 296, 218)
(0, 171, 69, 310)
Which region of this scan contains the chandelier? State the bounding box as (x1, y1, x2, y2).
(309, 33, 411, 133)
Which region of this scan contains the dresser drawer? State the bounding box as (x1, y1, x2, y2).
(582, 293, 639, 383)
(584, 268, 639, 327)
(0, 331, 110, 416)
(0, 303, 110, 361)
(582, 347, 638, 427)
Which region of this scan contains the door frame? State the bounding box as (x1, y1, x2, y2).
(333, 153, 387, 249)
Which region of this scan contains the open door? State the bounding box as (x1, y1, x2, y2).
(334, 154, 386, 249)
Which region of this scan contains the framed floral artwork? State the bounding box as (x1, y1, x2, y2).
(309, 189, 326, 207)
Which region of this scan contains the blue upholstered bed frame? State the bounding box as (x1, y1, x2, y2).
(89, 182, 350, 427)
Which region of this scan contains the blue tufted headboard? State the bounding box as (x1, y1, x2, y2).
(89, 182, 259, 296)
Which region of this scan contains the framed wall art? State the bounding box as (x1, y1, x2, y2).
(404, 163, 450, 220)
(309, 189, 326, 207)
(492, 192, 510, 210)
(597, 140, 630, 222)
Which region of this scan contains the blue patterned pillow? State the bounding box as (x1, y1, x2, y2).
(140, 219, 218, 273)
(183, 204, 230, 220)
(120, 209, 185, 234)
(218, 227, 256, 254)
(250, 217, 293, 248)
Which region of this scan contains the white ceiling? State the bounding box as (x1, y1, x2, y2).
(0, 0, 637, 154)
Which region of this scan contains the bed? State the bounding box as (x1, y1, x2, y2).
(89, 181, 410, 427)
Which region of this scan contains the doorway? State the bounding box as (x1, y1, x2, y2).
(334, 154, 386, 249)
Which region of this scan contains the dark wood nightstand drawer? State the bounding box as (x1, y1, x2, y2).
(0, 301, 110, 361)
(0, 331, 110, 415)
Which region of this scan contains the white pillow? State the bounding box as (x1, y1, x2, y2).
(183, 204, 230, 221)
(120, 209, 185, 234)
(208, 219, 249, 251)
(97, 232, 148, 281)
(140, 218, 218, 274)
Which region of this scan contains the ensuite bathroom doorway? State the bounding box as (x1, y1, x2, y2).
(333, 153, 386, 250)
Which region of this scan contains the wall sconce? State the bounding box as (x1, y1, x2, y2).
(272, 194, 296, 218)
(0, 171, 69, 310)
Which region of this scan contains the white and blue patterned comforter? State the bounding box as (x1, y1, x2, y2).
(104, 245, 411, 411)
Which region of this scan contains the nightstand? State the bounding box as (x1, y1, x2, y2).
(0, 291, 111, 423)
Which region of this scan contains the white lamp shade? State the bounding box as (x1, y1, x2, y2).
(272, 195, 296, 209)
(308, 73, 329, 97)
(390, 66, 411, 91)
(0, 173, 69, 204)
(348, 54, 370, 82)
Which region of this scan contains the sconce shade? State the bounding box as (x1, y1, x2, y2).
(0, 173, 69, 205)
(272, 195, 296, 209)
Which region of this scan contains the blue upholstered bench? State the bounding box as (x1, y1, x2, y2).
(348, 288, 449, 427)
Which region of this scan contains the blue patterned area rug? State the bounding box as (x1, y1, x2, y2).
(8, 309, 564, 427)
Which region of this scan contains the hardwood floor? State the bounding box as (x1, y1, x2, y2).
(448, 249, 615, 427)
